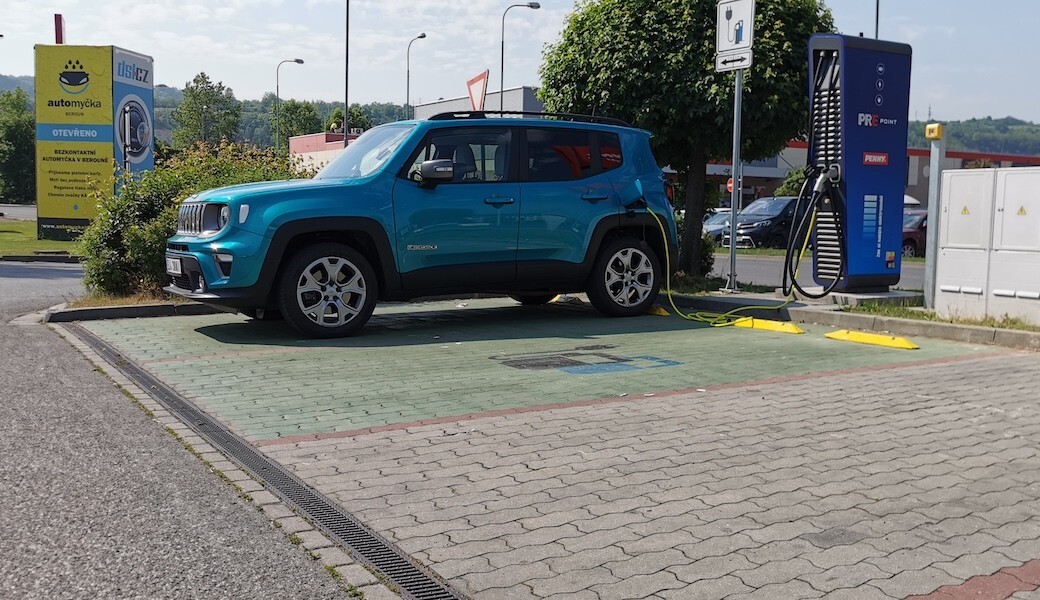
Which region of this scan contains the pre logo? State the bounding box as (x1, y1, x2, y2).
(863, 152, 889, 166)
(857, 113, 899, 127)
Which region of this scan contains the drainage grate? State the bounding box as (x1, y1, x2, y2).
(66, 323, 466, 600)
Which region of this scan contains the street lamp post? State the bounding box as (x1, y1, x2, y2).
(500, 2, 539, 113)
(406, 33, 426, 120)
(275, 58, 304, 152)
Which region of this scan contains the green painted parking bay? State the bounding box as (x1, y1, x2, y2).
(82, 298, 999, 442)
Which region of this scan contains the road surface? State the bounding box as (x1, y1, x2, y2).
(712, 253, 925, 292)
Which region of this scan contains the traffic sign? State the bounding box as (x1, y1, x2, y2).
(727, 178, 733, 193)
(716, 0, 755, 73)
(715, 49, 753, 73)
(467, 70, 489, 111)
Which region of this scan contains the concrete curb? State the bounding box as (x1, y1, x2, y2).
(659, 292, 821, 321)
(661, 292, 1040, 351)
(44, 302, 224, 323)
(1, 255, 82, 263)
(788, 306, 1040, 351)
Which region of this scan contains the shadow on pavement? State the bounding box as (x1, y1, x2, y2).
(193, 302, 712, 349)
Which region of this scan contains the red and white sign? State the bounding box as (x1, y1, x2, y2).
(863, 152, 889, 166)
(726, 178, 734, 192)
(467, 70, 489, 112)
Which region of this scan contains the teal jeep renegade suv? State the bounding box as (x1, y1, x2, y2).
(164, 112, 677, 338)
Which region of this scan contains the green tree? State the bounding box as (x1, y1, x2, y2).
(0, 87, 36, 203)
(774, 168, 807, 196)
(540, 0, 833, 274)
(171, 72, 242, 148)
(348, 104, 373, 131)
(275, 99, 323, 150)
(325, 107, 345, 132)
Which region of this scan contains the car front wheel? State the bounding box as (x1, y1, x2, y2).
(278, 243, 378, 338)
(586, 237, 661, 317)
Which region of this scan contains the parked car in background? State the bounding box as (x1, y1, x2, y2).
(721, 196, 798, 249)
(903, 209, 928, 257)
(703, 211, 731, 244)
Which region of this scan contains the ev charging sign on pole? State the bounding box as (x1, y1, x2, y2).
(716, 0, 754, 72)
(716, 0, 755, 291)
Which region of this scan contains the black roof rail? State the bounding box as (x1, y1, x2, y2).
(428, 110, 632, 128)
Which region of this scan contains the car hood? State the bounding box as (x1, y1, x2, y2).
(191, 178, 363, 203)
(735, 213, 779, 225)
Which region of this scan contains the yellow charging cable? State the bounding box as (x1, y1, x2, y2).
(645, 205, 816, 327)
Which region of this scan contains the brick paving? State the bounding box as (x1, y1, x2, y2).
(79, 299, 1040, 599)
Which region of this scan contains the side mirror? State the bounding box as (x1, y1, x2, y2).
(419, 159, 453, 187)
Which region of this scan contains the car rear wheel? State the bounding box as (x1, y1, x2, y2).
(902, 240, 918, 257)
(586, 237, 661, 317)
(277, 243, 378, 338)
(509, 293, 556, 305)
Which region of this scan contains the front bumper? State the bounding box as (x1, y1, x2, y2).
(164, 228, 269, 309)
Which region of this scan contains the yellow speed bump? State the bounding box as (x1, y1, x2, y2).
(732, 317, 805, 334)
(824, 329, 919, 350)
(646, 306, 670, 316)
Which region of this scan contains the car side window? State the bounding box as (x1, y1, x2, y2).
(405, 128, 512, 184)
(598, 132, 623, 172)
(526, 128, 595, 182)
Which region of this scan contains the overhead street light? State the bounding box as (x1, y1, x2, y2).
(276, 58, 305, 152)
(407, 33, 426, 120)
(500, 2, 540, 113)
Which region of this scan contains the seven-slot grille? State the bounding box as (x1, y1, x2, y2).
(177, 203, 205, 236)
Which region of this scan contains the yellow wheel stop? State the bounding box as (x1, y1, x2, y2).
(732, 317, 805, 334)
(824, 329, 919, 349)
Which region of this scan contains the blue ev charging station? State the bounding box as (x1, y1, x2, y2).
(783, 34, 912, 297)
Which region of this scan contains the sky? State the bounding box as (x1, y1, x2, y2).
(1, 0, 1038, 123)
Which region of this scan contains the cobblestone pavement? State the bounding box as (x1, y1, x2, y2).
(80, 299, 1040, 599)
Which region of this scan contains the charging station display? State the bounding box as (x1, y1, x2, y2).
(784, 34, 912, 296)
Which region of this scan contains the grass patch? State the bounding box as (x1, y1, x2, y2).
(715, 248, 786, 257)
(0, 218, 80, 257)
(667, 272, 775, 295)
(846, 302, 1040, 332)
(66, 291, 190, 308)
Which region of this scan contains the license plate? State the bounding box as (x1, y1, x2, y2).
(165, 256, 182, 275)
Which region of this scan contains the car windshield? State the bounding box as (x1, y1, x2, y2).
(903, 213, 925, 228)
(704, 213, 730, 226)
(315, 124, 415, 180)
(741, 197, 790, 216)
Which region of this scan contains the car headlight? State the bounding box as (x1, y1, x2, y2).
(219, 204, 231, 229)
(746, 220, 772, 228)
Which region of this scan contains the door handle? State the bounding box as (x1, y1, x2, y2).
(581, 192, 609, 202)
(484, 197, 515, 206)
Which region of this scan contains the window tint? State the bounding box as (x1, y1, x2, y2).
(599, 132, 623, 172)
(405, 128, 512, 184)
(526, 128, 594, 182)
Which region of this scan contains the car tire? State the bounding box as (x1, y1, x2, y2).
(586, 236, 661, 317)
(277, 243, 378, 338)
(902, 240, 917, 258)
(509, 293, 556, 305)
(767, 235, 786, 249)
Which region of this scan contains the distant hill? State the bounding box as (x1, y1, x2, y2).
(0, 75, 35, 99)
(6, 74, 1040, 156)
(907, 117, 1040, 156)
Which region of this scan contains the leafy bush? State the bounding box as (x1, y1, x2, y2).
(81, 141, 314, 296)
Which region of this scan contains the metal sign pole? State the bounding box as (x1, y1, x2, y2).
(726, 68, 743, 292)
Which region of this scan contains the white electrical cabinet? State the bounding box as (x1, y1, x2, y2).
(935, 167, 1040, 325)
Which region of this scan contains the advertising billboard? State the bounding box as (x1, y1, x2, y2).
(34, 45, 154, 240)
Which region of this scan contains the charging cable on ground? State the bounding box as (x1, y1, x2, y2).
(646, 206, 806, 327)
